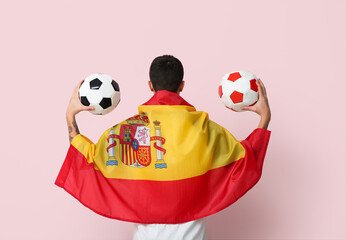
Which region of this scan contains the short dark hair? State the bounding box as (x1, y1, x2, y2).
(149, 55, 184, 92)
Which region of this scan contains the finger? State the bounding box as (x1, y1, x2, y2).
(74, 80, 84, 95)
(241, 106, 255, 112)
(83, 106, 95, 111)
(258, 78, 267, 97)
(257, 78, 265, 99)
(78, 79, 85, 88)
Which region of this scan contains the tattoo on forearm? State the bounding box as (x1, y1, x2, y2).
(72, 120, 80, 135)
(68, 120, 80, 143)
(68, 126, 73, 142)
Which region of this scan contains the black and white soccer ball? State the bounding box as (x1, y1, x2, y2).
(79, 73, 120, 115)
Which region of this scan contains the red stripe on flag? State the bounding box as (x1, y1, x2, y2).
(55, 129, 270, 224)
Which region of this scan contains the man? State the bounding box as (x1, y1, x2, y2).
(57, 55, 271, 240)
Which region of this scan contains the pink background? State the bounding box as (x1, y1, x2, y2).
(0, 0, 345, 239)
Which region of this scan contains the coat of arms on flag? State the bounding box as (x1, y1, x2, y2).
(118, 124, 151, 168)
(106, 113, 167, 168)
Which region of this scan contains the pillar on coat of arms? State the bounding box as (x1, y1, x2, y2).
(153, 120, 167, 169)
(107, 128, 118, 166)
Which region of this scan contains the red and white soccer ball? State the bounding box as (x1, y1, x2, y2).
(218, 70, 259, 112)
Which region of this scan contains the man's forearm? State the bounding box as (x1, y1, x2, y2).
(257, 112, 271, 130)
(67, 114, 80, 143)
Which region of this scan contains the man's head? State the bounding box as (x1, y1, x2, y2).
(148, 55, 185, 94)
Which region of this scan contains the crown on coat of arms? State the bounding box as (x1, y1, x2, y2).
(153, 121, 160, 126)
(126, 113, 150, 126)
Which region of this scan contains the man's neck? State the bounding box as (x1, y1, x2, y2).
(142, 90, 193, 107)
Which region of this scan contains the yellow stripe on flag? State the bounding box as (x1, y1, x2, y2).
(72, 105, 245, 181)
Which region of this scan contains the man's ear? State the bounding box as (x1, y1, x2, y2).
(178, 81, 185, 93)
(148, 81, 155, 92)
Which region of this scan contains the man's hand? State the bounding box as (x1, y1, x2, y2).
(66, 80, 94, 142)
(66, 80, 94, 118)
(241, 78, 271, 129)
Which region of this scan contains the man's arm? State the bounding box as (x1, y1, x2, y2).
(241, 78, 271, 129)
(66, 80, 94, 143)
(67, 115, 80, 143)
